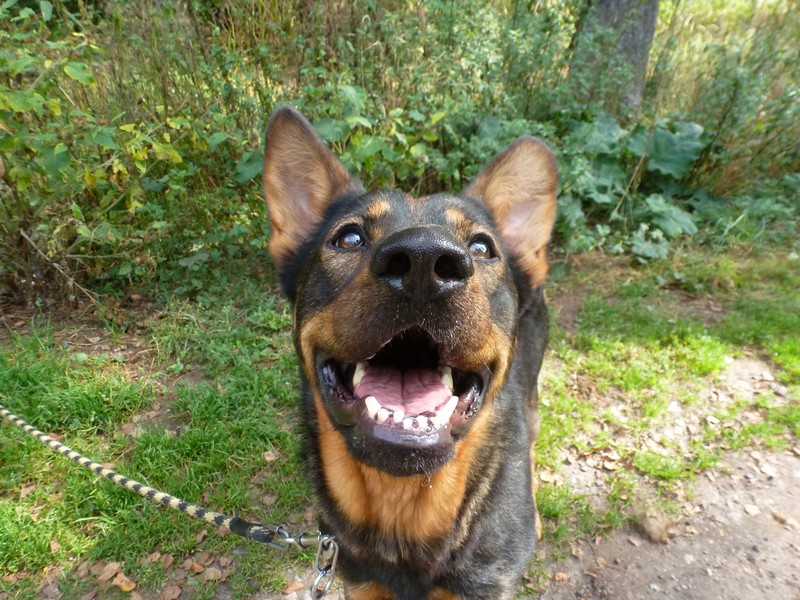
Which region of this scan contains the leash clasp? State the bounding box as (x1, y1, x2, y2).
(312, 536, 339, 598)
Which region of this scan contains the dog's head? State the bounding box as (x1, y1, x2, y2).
(263, 107, 556, 477)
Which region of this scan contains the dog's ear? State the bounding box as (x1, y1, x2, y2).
(465, 137, 557, 288)
(263, 106, 364, 272)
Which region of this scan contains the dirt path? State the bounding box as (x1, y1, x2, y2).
(540, 450, 800, 600)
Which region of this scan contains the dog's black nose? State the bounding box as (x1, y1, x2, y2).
(371, 227, 474, 301)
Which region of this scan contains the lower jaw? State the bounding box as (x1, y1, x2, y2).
(342, 427, 457, 477)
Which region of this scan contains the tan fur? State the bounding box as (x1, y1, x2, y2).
(465, 137, 557, 288)
(346, 582, 394, 600)
(313, 387, 492, 542)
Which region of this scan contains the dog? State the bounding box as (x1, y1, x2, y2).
(262, 106, 556, 599)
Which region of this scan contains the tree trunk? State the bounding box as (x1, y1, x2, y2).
(596, 0, 659, 112)
(569, 0, 659, 116)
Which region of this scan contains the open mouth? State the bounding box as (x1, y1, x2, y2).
(317, 327, 488, 449)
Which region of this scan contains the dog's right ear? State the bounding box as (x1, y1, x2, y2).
(263, 107, 364, 283)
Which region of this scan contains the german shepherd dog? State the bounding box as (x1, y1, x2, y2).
(262, 107, 557, 599)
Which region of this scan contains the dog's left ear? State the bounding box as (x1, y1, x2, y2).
(465, 137, 557, 288)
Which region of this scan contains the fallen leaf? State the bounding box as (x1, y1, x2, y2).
(49, 539, 62, 554)
(112, 572, 135, 592)
(628, 536, 642, 547)
(218, 557, 232, 568)
(160, 554, 174, 568)
(131, 593, 144, 600)
(262, 494, 277, 507)
(554, 572, 568, 582)
(181, 559, 194, 570)
(744, 504, 760, 516)
(195, 551, 213, 565)
(158, 585, 181, 600)
(20, 484, 36, 498)
(216, 526, 230, 537)
(89, 561, 107, 576)
(79, 592, 96, 600)
(263, 450, 280, 463)
(203, 567, 222, 582)
(282, 580, 305, 594)
(190, 561, 205, 573)
(97, 562, 122, 583)
(195, 529, 208, 543)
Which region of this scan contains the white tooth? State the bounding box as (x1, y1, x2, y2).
(392, 408, 405, 424)
(353, 362, 367, 388)
(429, 415, 441, 429)
(402, 416, 415, 430)
(440, 366, 453, 391)
(416, 415, 429, 430)
(436, 395, 460, 424)
(365, 396, 380, 420)
(376, 408, 390, 424)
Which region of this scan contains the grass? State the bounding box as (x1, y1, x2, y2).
(1, 244, 799, 597)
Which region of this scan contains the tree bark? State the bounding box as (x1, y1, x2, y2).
(597, 0, 659, 111)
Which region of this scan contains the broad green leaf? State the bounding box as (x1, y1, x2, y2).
(233, 149, 264, 183)
(431, 111, 447, 125)
(208, 132, 228, 151)
(645, 123, 705, 179)
(9, 54, 36, 75)
(39, 0, 52, 21)
(63, 62, 95, 86)
(2, 89, 43, 112)
(119, 123, 136, 133)
(71, 203, 84, 221)
(313, 118, 347, 142)
(118, 262, 133, 276)
(338, 85, 366, 113)
(89, 128, 118, 150)
(346, 115, 372, 129)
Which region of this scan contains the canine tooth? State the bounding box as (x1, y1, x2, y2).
(416, 415, 429, 430)
(376, 408, 391, 424)
(429, 415, 441, 429)
(402, 417, 415, 430)
(392, 408, 405, 424)
(436, 395, 460, 424)
(365, 396, 380, 420)
(440, 366, 453, 391)
(353, 362, 367, 387)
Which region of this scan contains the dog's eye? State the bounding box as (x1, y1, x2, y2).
(468, 236, 495, 260)
(332, 227, 366, 250)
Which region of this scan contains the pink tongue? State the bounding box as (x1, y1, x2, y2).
(355, 366, 450, 415)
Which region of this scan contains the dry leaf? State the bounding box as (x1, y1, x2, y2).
(97, 562, 122, 583)
(79, 591, 97, 600)
(112, 572, 136, 592)
(190, 562, 205, 573)
(195, 529, 209, 543)
(196, 552, 213, 566)
(218, 557, 232, 568)
(262, 494, 278, 507)
(49, 540, 62, 554)
(181, 559, 194, 570)
(158, 585, 181, 600)
(216, 526, 230, 537)
(203, 567, 222, 582)
(160, 554, 174, 568)
(282, 580, 305, 594)
(263, 450, 280, 462)
(628, 536, 643, 547)
(554, 572, 569, 582)
(20, 484, 36, 498)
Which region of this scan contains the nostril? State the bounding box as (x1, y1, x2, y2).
(384, 252, 411, 278)
(434, 255, 463, 281)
